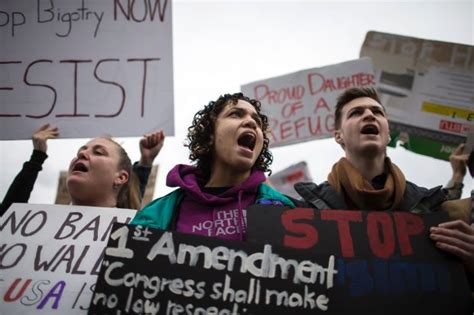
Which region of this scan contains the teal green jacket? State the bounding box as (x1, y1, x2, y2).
(131, 183, 296, 230)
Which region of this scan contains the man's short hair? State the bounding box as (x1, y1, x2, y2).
(334, 87, 383, 129)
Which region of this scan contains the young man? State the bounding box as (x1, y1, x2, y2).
(294, 87, 473, 291)
(131, 93, 295, 240)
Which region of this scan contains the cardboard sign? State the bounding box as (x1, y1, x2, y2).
(268, 161, 312, 199)
(241, 58, 375, 148)
(90, 223, 339, 314)
(0, 203, 136, 314)
(246, 205, 472, 314)
(0, 0, 174, 140)
(90, 211, 471, 314)
(360, 31, 473, 160)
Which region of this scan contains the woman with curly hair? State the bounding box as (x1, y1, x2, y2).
(131, 92, 295, 240)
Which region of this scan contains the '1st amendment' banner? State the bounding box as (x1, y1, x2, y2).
(89, 207, 471, 314)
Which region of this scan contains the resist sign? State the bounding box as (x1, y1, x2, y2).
(0, 0, 174, 139)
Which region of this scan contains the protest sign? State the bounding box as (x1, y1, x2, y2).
(246, 205, 472, 314)
(241, 58, 375, 148)
(0, 203, 136, 314)
(360, 31, 473, 160)
(89, 208, 471, 314)
(268, 161, 312, 199)
(0, 0, 174, 140)
(90, 223, 338, 314)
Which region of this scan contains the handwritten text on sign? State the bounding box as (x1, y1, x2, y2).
(241, 58, 375, 147)
(246, 206, 472, 314)
(90, 223, 342, 314)
(0, 203, 136, 314)
(0, 0, 174, 139)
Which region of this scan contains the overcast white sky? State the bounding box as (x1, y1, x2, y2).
(0, 0, 473, 205)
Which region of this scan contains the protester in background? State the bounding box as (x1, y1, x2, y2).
(67, 136, 141, 210)
(444, 143, 469, 200)
(293, 87, 472, 289)
(0, 125, 165, 215)
(131, 93, 296, 240)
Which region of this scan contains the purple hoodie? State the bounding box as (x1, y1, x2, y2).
(167, 164, 266, 241)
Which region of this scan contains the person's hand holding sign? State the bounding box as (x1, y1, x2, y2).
(430, 220, 474, 277)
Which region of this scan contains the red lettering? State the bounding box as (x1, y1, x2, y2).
(325, 114, 335, 132)
(313, 97, 330, 114)
(281, 101, 303, 118)
(308, 115, 323, 135)
(363, 73, 375, 85)
(271, 115, 335, 144)
(308, 72, 375, 96)
(254, 84, 271, 102)
(367, 212, 395, 259)
(284, 170, 305, 183)
(323, 79, 336, 91)
(282, 208, 318, 249)
(3, 278, 32, 302)
(393, 212, 424, 256)
(294, 117, 306, 138)
(439, 120, 462, 133)
(307, 72, 324, 95)
(279, 120, 293, 141)
(254, 84, 304, 105)
(321, 210, 362, 258)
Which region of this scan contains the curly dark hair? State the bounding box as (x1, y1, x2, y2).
(187, 92, 273, 179)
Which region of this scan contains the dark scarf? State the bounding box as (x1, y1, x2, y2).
(327, 157, 406, 211)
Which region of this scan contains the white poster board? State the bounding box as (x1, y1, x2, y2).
(0, 203, 137, 314)
(360, 31, 473, 159)
(241, 58, 375, 148)
(268, 161, 312, 199)
(0, 0, 174, 140)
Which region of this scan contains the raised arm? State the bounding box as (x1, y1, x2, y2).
(0, 124, 59, 216)
(133, 130, 165, 197)
(445, 143, 468, 200)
